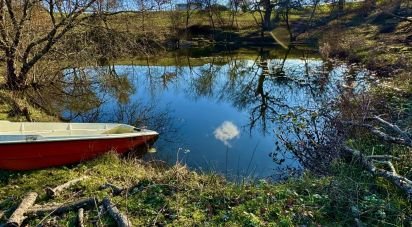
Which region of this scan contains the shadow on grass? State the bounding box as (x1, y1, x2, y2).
(0, 170, 14, 185)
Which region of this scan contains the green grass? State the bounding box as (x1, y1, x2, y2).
(0, 153, 410, 226)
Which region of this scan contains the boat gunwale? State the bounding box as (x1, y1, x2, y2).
(0, 131, 159, 145)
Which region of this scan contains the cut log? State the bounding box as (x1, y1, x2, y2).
(77, 208, 85, 227)
(5, 192, 38, 227)
(102, 198, 132, 227)
(26, 197, 96, 217)
(45, 176, 89, 198)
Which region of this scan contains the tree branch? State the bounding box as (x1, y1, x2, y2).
(342, 146, 412, 203)
(372, 116, 412, 143)
(341, 121, 411, 147)
(102, 198, 133, 227)
(19, 0, 99, 80)
(45, 176, 89, 198)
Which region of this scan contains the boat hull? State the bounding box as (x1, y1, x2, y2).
(0, 134, 158, 171)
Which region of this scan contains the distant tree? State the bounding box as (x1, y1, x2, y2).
(96, 0, 120, 12)
(133, 0, 156, 31)
(242, 0, 276, 37)
(337, 0, 345, 15)
(261, 0, 274, 32)
(228, 0, 241, 27)
(278, 0, 302, 42)
(154, 0, 170, 10)
(183, 0, 203, 37)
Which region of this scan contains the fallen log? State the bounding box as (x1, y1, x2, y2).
(46, 176, 89, 198)
(102, 198, 132, 227)
(5, 192, 38, 227)
(26, 197, 96, 217)
(343, 146, 412, 203)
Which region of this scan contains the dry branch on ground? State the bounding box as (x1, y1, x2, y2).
(45, 176, 89, 198)
(102, 198, 133, 227)
(342, 116, 412, 202)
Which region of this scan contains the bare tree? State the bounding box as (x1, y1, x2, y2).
(278, 0, 302, 42)
(0, 0, 113, 90)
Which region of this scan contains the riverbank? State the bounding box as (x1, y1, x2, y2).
(1, 153, 410, 226)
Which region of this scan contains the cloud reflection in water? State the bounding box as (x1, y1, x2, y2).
(214, 121, 240, 147)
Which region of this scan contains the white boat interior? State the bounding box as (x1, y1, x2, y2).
(0, 121, 158, 144)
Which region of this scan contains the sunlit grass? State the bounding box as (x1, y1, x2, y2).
(0, 153, 410, 226)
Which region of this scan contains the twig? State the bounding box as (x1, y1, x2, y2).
(5, 192, 38, 227)
(385, 161, 397, 173)
(45, 176, 89, 198)
(152, 204, 166, 226)
(367, 155, 401, 161)
(102, 198, 133, 227)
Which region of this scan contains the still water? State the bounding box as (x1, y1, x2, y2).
(61, 49, 370, 180)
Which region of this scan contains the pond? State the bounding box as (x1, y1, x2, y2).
(60, 47, 371, 180)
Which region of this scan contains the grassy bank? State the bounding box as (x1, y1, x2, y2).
(0, 153, 410, 226)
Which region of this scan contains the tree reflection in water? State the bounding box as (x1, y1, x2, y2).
(182, 48, 370, 177)
(32, 48, 370, 179)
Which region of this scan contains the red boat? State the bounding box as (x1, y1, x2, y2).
(0, 121, 159, 170)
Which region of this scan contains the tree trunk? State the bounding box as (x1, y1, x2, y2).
(338, 0, 345, 15)
(5, 55, 20, 90)
(262, 0, 272, 31)
(5, 53, 27, 91)
(284, 9, 294, 42)
(362, 0, 376, 16)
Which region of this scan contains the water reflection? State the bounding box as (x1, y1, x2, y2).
(214, 121, 240, 147)
(47, 48, 371, 180)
